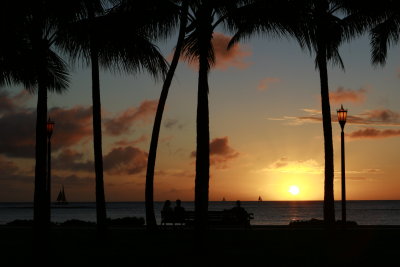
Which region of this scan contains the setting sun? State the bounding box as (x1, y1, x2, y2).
(288, 185, 300, 195)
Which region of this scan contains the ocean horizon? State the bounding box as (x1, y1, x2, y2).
(1, 200, 400, 225)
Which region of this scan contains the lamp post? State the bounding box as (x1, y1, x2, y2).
(46, 117, 55, 221)
(337, 105, 347, 223)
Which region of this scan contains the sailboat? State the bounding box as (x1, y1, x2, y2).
(258, 196, 263, 202)
(56, 185, 68, 205)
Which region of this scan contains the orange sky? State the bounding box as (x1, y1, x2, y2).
(1, 32, 400, 202)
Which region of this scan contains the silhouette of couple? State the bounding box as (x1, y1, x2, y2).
(162, 199, 186, 223)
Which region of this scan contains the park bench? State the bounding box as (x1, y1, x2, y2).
(161, 209, 254, 228)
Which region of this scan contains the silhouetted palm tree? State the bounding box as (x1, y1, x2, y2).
(292, 0, 368, 224)
(58, 0, 169, 230)
(231, 0, 370, 224)
(181, 0, 250, 230)
(1, 1, 85, 229)
(369, 0, 400, 65)
(145, 0, 188, 229)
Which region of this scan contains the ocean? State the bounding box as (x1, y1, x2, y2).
(1, 200, 399, 225)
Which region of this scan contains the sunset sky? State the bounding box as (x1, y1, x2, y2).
(1, 30, 399, 202)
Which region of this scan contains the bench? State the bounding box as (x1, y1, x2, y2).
(161, 209, 254, 228)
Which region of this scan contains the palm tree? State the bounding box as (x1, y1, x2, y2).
(180, 0, 250, 230)
(230, 0, 370, 224)
(369, 0, 400, 65)
(145, 0, 188, 229)
(291, 0, 369, 224)
(58, 0, 169, 230)
(1, 0, 85, 229)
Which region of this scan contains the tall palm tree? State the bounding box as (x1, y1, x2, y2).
(292, 0, 369, 224)
(58, 0, 169, 230)
(181, 0, 249, 230)
(231, 0, 369, 224)
(1, 0, 85, 229)
(145, 0, 188, 229)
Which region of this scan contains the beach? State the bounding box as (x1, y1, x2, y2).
(2, 225, 400, 266)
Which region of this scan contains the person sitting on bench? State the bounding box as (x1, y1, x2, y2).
(174, 199, 186, 224)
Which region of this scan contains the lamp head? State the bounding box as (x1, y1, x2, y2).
(337, 104, 347, 129)
(47, 117, 55, 138)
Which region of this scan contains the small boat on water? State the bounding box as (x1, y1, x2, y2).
(56, 185, 68, 205)
(258, 196, 263, 202)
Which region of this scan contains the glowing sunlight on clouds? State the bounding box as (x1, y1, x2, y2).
(262, 157, 323, 175)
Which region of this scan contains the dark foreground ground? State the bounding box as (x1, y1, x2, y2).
(1, 225, 400, 266)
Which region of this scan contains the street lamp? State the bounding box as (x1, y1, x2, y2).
(337, 105, 347, 224)
(46, 117, 55, 217)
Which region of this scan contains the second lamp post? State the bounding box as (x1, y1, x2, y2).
(337, 105, 347, 223)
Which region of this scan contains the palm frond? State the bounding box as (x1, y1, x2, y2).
(370, 15, 400, 65)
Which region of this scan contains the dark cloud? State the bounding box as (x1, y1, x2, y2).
(49, 106, 93, 149)
(0, 110, 36, 158)
(270, 108, 400, 127)
(53, 145, 148, 175)
(348, 128, 400, 139)
(104, 100, 157, 136)
(52, 149, 93, 172)
(103, 146, 148, 175)
(163, 118, 184, 130)
(191, 136, 240, 169)
(329, 87, 367, 104)
(360, 109, 400, 122)
(0, 89, 32, 114)
(114, 135, 148, 147)
(0, 156, 33, 184)
(0, 105, 94, 158)
(52, 174, 94, 186)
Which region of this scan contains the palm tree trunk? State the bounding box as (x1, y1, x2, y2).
(34, 78, 48, 229)
(195, 38, 211, 231)
(145, 1, 188, 230)
(33, 18, 49, 230)
(88, 7, 107, 231)
(318, 42, 335, 224)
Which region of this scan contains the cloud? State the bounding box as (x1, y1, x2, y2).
(53, 146, 148, 175)
(212, 32, 252, 70)
(103, 146, 148, 175)
(114, 135, 148, 147)
(257, 77, 281, 91)
(0, 103, 94, 158)
(49, 106, 93, 149)
(262, 157, 323, 174)
(191, 136, 240, 169)
(0, 155, 33, 184)
(0, 111, 37, 158)
(52, 174, 94, 186)
(269, 108, 400, 127)
(329, 87, 367, 104)
(104, 100, 157, 136)
(0, 89, 32, 114)
(360, 109, 400, 123)
(52, 149, 93, 172)
(155, 169, 194, 179)
(163, 118, 184, 130)
(348, 128, 400, 139)
(178, 32, 252, 71)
